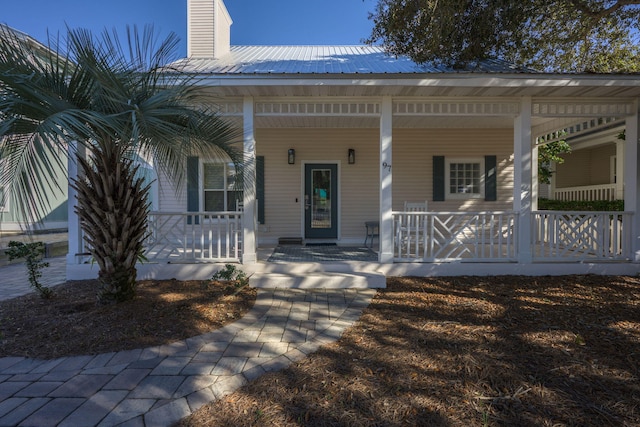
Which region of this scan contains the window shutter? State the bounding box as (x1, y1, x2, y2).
(484, 155, 497, 201)
(433, 156, 445, 201)
(257, 156, 265, 224)
(187, 156, 199, 224)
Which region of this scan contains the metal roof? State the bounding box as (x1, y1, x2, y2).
(175, 45, 534, 75)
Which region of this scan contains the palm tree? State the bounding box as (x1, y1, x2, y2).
(0, 25, 241, 303)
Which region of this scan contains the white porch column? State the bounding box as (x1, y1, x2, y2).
(616, 139, 624, 199)
(379, 96, 393, 263)
(624, 100, 640, 261)
(242, 96, 257, 263)
(549, 160, 557, 200)
(531, 143, 539, 211)
(513, 97, 533, 263)
(66, 141, 85, 265)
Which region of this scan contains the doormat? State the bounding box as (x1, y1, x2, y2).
(305, 243, 337, 246)
(278, 237, 303, 245)
(268, 245, 377, 262)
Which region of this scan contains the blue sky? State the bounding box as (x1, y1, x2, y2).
(2, 0, 378, 57)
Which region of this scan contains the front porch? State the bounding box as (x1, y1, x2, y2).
(139, 209, 633, 264)
(66, 95, 640, 281)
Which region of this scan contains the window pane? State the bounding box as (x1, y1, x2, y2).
(227, 191, 243, 211)
(226, 163, 238, 191)
(204, 191, 224, 211)
(449, 162, 481, 195)
(204, 163, 225, 189)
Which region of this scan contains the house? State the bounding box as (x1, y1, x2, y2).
(542, 117, 624, 202)
(67, 0, 640, 280)
(0, 25, 68, 235)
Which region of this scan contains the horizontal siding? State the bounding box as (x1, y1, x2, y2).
(557, 143, 615, 188)
(188, 0, 214, 58)
(590, 145, 615, 185)
(155, 128, 517, 243)
(156, 167, 186, 212)
(393, 128, 514, 212)
(256, 128, 379, 243)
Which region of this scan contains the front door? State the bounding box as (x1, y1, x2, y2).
(304, 163, 338, 239)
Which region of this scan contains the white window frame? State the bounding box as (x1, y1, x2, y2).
(445, 157, 485, 200)
(200, 159, 242, 212)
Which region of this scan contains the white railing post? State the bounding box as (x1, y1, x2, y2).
(242, 96, 257, 263)
(624, 100, 640, 261)
(514, 97, 533, 262)
(379, 96, 394, 263)
(616, 140, 624, 199)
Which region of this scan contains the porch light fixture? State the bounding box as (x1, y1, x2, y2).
(348, 148, 355, 164)
(288, 148, 295, 164)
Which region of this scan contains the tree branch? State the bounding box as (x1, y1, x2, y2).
(569, 0, 640, 20)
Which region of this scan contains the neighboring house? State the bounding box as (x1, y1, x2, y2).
(542, 118, 624, 202)
(67, 0, 640, 278)
(0, 25, 68, 234)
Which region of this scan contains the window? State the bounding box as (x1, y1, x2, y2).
(446, 158, 484, 199)
(202, 161, 242, 211)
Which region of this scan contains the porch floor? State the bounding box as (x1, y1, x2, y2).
(265, 245, 378, 263)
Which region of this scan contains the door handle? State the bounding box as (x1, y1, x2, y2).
(304, 194, 310, 210)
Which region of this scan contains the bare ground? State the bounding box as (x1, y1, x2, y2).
(0, 279, 257, 359)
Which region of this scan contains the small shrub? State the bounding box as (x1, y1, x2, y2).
(6, 241, 53, 299)
(212, 264, 250, 290)
(538, 199, 624, 211)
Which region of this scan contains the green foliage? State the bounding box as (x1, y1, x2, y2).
(5, 241, 53, 299)
(366, 0, 640, 72)
(212, 264, 250, 289)
(0, 25, 241, 303)
(538, 199, 624, 211)
(538, 140, 572, 184)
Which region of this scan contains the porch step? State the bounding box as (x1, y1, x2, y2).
(249, 271, 386, 289)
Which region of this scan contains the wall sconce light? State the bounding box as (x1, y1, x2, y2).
(288, 148, 295, 164)
(348, 148, 355, 164)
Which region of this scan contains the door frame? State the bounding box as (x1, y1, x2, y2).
(301, 161, 341, 240)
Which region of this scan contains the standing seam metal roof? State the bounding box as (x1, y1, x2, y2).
(175, 45, 535, 75)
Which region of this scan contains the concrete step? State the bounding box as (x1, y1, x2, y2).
(249, 271, 386, 289)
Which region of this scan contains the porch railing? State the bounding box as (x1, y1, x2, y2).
(553, 184, 616, 201)
(393, 211, 517, 262)
(145, 211, 243, 262)
(532, 211, 631, 261)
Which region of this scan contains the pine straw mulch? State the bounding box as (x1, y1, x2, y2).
(0, 279, 257, 359)
(178, 275, 640, 427)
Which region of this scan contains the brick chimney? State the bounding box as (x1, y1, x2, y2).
(187, 0, 232, 58)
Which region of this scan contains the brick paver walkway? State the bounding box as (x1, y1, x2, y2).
(0, 287, 375, 426)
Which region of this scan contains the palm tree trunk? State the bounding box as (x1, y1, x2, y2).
(72, 142, 151, 304)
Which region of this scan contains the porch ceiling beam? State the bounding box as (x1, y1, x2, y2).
(535, 116, 622, 144)
(255, 101, 380, 116)
(393, 101, 520, 116)
(533, 100, 634, 117)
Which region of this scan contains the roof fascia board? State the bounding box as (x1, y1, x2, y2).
(193, 74, 640, 89)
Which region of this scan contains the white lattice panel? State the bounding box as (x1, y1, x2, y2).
(533, 211, 631, 261)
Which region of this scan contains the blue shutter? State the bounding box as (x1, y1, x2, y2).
(484, 155, 497, 201)
(433, 156, 445, 201)
(187, 156, 199, 224)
